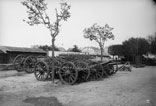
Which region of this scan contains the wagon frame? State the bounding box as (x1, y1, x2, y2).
(33, 55, 119, 85)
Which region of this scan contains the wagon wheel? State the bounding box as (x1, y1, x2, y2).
(24, 55, 37, 73)
(48, 66, 61, 80)
(101, 64, 110, 78)
(101, 67, 109, 78)
(103, 65, 114, 75)
(55, 56, 65, 64)
(46, 58, 63, 80)
(54, 66, 61, 79)
(88, 64, 103, 81)
(34, 61, 49, 81)
(108, 64, 117, 75)
(59, 62, 78, 85)
(13, 55, 25, 72)
(74, 61, 90, 82)
(111, 63, 118, 74)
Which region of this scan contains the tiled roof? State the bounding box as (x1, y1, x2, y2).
(0, 46, 47, 54)
(82, 46, 100, 51)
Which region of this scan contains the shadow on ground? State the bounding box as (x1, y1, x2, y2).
(23, 96, 65, 106)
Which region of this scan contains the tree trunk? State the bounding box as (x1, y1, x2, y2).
(52, 38, 55, 83)
(100, 47, 103, 61)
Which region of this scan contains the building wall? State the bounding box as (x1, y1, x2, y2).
(81, 47, 109, 55)
(0, 52, 47, 64)
(9, 52, 47, 63)
(81, 47, 101, 55)
(48, 51, 85, 57)
(0, 53, 8, 64)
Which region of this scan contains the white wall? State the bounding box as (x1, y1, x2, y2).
(48, 51, 85, 57)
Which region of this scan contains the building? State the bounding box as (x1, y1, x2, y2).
(81, 46, 110, 61)
(81, 46, 109, 55)
(58, 47, 66, 52)
(81, 46, 101, 55)
(0, 46, 47, 64)
(48, 51, 84, 57)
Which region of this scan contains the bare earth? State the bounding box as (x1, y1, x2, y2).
(0, 66, 156, 106)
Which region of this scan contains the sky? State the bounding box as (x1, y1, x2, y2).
(0, 0, 156, 50)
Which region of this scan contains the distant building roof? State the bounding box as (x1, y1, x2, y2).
(0, 46, 47, 54)
(58, 47, 66, 52)
(82, 46, 100, 51)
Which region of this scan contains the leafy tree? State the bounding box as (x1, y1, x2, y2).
(151, 37, 156, 55)
(147, 33, 156, 55)
(21, 0, 70, 82)
(39, 45, 59, 51)
(137, 38, 150, 55)
(83, 23, 114, 61)
(122, 37, 149, 56)
(108, 44, 123, 57)
(69, 45, 81, 52)
(31, 45, 40, 48)
(31, 44, 59, 51)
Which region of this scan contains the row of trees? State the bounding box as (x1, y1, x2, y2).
(31, 45, 59, 51)
(31, 44, 81, 52)
(108, 33, 156, 59)
(148, 33, 156, 55)
(22, 0, 114, 63)
(68, 45, 81, 52)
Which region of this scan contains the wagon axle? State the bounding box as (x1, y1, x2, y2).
(13, 54, 119, 85)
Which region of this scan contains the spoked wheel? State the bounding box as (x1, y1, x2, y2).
(74, 61, 90, 82)
(111, 63, 118, 74)
(13, 55, 25, 72)
(24, 55, 37, 73)
(101, 64, 109, 78)
(34, 61, 49, 81)
(103, 65, 114, 76)
(88, 64, 103, 81)
(59, 62, 78, 85)
(48, 66, 60, 80)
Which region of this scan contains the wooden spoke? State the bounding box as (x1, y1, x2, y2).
(13, 55, 25, 72)
(112, 63, 118, 74)
(59, 62, 78, 85)
(88, 64, 103, 81)
(24, 55, 37, 73)
(34, 61, 49, 81)
(74, 61, 90, 82)
(102, 64, 112, 76)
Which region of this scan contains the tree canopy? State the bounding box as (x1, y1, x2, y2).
(83, 23, 114, 60)
(22, 0, 70, 34)
(108, 37, 150, 58)
(122, 37, 149, 56)
(108, 44, 123, 56)
(69, 45, 81, 52)
(147, 33, 156, 55)
(31, 45, 59, 51)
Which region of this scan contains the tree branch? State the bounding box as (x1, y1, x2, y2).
(35, 5, 48, 25)
(53, 9, 60, 38)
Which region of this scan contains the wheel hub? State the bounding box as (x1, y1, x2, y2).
(65, 70, 70, 74)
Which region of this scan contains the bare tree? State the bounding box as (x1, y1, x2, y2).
(83, 23, 114, 61)
(21, 0, 71, 82)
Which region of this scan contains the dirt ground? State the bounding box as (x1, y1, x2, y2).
(0, 66, 156, 106)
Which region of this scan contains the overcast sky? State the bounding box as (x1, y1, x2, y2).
(0, 0, 156, 49)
